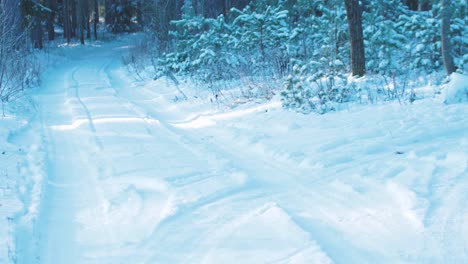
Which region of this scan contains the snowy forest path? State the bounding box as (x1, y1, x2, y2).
(26, 40, 297, 263)
(31, 47, 126, 263)
(16, 38, 468, 264)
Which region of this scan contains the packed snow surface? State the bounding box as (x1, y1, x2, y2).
(1, 37, 467, 263)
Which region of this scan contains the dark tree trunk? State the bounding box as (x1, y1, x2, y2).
(105, 0, 111, 27)
(46, 0, 56, 40)
(94, 0, 99, 40)
(344, 0, 366, 77)
(441, 0, 456, 75)
(71, 0, 77, 37)
(64, 0, 71, 43)
(137, 0, 143, 27)
(32, 18, 43, 49)
(418, 0, 432, 11)
(223, 0, 231, 17)
(78, 0, 84, 44)
(85, 0, 91, 39)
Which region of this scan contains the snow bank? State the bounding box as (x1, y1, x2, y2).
(443, 73, 468, 104)
(0, 108, 43, 263)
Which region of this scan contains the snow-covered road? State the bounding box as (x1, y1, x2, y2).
(10, 38, 467, 263)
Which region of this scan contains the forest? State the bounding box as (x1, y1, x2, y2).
(0, 1, 467, 263)
(0, 0, 467, 113)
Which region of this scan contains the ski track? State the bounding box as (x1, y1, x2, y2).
(12, 38, 468, 263)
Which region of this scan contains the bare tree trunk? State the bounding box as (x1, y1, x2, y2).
(46, 0, 56, 40)
(441, 0, 456, 75)
(85, 0, 91, 39)
(137, 0, 143, 27)
(105, 0, 111, 27)
(72, 0, 77, 37)
(32, 17, 43, 49)
(221, 0, 232, 17)
(64, 0, 71, 43)
(78, 0, 84, 44)
(94, 0, 99, 40)
(344, 0, 366, 77)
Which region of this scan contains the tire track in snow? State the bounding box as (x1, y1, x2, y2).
(100, 63, 337, 262)
(36, 56, 120, 263)
(70, 66, 103, 149)
(67, 59, 124, 257)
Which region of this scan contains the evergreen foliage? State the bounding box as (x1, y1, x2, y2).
(106, 0, 139, 33)
(4, 0, 466, 114)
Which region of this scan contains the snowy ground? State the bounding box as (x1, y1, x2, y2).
(1, 36, 467, 263)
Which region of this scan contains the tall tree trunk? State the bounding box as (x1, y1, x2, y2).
(85, 0, 91, 39)
(32, 17, 43, 49)
(64, 0, 71, 43)
(78, 0, 84, 44)
(105, 0, 111, 27)
(223, 0, 231, 17)
(137, 0, 143, 27)
(441, 0, 456, 75)
(72, 0, 77, 37)
(94, 0, 99, 39)
(46, 0, 56, 40)
(344, 0, 366, 77)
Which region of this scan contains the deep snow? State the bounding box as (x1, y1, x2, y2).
(0, 36, 467, 263)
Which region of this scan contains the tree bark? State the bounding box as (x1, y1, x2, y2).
(78, 0, 84, 44)
(105, 0, 111, 27)
(46, 0, 56, 40)
(137, 0, 143, 27)
(64, 0, 71, 43)
(32, 17, 43, 49)
(72, 0, 77, 37)
(94, 0, 99, 39)
(85, 0, 91, 39)
(344, 0, 365, 77)
(441, 0, 456, 75)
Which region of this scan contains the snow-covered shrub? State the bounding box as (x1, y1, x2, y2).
(362, 1, 426, 103)
(443, 73, 468, 104)
(363, 0, 408, 74)
(281, 0, 351, 114)
(159, 1, 292, 82)
(281, 61, 352, 114)
(289, 0, 348, 65)
(399, 12, 441, 72)
(451, 4, 468, 73)
(231, 4, 291, 76)
(166, 15, 242, 83)
(122, 38, 152, 80)
(398, 5, 465, 73)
